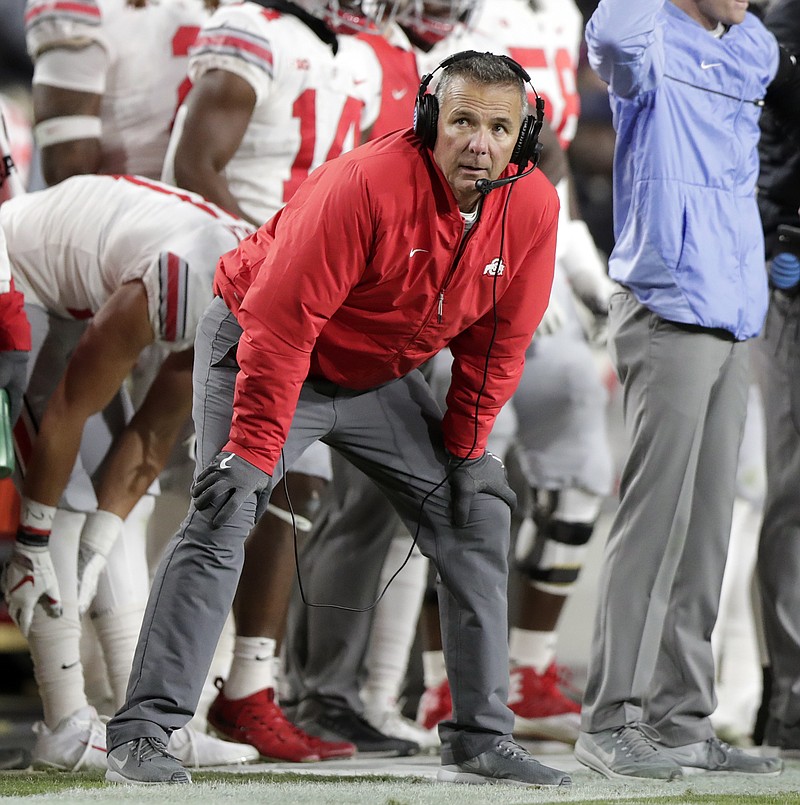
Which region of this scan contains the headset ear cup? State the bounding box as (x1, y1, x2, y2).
(510, 115, 536, 167)
(414, 93, 439, 150)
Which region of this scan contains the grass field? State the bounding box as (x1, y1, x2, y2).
(2, 758, 800, 804)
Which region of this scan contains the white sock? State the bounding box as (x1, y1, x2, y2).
(88, 498, 152, 706)
(92, 496, 152, 615)
(223, 636, 276, 700)
(80, 617, 114, 717)
(509, 628, 557, 674)
(91, 602, 146, 707)
(421, 649, 447, 690)
(362, 536, 427, 715)
(28, 509, 87, 728)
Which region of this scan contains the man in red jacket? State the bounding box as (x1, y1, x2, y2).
(105, 50, 567, 788)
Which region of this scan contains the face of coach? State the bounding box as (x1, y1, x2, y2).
(431, 73, 525, 213)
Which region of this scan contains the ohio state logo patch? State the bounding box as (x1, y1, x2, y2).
(483, 258, 506, 276)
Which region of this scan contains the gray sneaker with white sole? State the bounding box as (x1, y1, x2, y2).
(438, 739, 571, 787)
(659, 737, 783, 775)
(105, 737, 191, 784)
(575, 724, 683, 780)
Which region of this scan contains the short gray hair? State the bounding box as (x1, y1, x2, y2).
(433, 51, 529, 118)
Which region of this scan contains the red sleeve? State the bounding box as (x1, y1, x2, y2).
(223, 161, 374, 474)
(0, 279, 31, 351)
(442, 185, 559, 459)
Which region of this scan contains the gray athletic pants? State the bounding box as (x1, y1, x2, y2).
(752, 289, 800, 743)
(107, 297, 514, 764)
(581, 290, 750, 746)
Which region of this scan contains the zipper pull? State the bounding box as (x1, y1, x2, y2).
(437, 291, 444, 323)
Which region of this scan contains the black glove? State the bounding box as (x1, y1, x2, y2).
(447, 451, 517, 527)
(0, 350, 28, 425)
(191, 451, 272, 528)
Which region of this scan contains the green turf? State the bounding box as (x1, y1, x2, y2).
(3, 771, 800, 805)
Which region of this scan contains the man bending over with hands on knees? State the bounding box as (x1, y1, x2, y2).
(103, 50, 570, 788)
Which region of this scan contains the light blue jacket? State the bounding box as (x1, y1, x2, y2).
(586, 0, 779, 339)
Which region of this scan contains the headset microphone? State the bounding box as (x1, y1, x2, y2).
(475, 158, 540, 196)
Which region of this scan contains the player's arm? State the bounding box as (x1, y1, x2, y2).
(93, 348, 193, 517)
(29, 37, 110, 186)
(32, 83, 102, 185)
(536, 117, 568, 186)
(22, 280, 155, 509)
(172, 70, 258, 224)
(26, 0, 110, 186)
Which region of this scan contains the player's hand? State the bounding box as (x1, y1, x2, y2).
(76, 510, 123, 616)
(192, 451, 272, 528)
(447, 451, 517, 527)
(1, 542, 62, 637)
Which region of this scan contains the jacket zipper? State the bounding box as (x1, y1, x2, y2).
(437, 209, 481, 324)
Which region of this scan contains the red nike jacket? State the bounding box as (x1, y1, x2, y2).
(214, 128, 558, 475)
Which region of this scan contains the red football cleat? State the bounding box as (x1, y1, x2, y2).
(416, 678, 452, 731)
(207, 682, 321, 762)
(508, 663, 581, 744)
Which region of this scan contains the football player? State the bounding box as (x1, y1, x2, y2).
(0, 174, 258, 771)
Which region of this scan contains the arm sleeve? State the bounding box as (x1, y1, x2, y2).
(25, 0, 107, 58)
(584, 0, 666, 98)
(189, 7, 275, 105)
(32, 42, 109, 94)
(443, 190, 560, 459)
(224, 163, 374, 473)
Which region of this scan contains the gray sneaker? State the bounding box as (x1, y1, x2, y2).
(660, 737, 783, 775)
(105, 737, 191, 784)
(437, 739, 571, 787)
(575, 724, 683, 780)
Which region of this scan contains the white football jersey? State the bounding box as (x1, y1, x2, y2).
(26, 0, 209, 179)
(1, 174, 252, 350)
(471, 0, 583, 148)
(163, 1, 382, 224)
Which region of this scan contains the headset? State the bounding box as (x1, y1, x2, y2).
(413, 50, 546, 194)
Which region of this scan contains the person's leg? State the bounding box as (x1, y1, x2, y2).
(511, 330, 612, 645)
(575, 293, 754, 781)
(19, 308, 107, 770)
(27, 509, 109, 771)
(311, 373, 568, 786)
(361, 533, 435, 750)
(710, 386, 765, 746)
(645, 338, 749, 745)
(206, 449, 356, 763)
(318, 374, 526, 763)
(581, 296, 734, 733)
(753, 291, 800, 755)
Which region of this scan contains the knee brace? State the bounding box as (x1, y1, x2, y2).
(515, 488, 600, 595)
